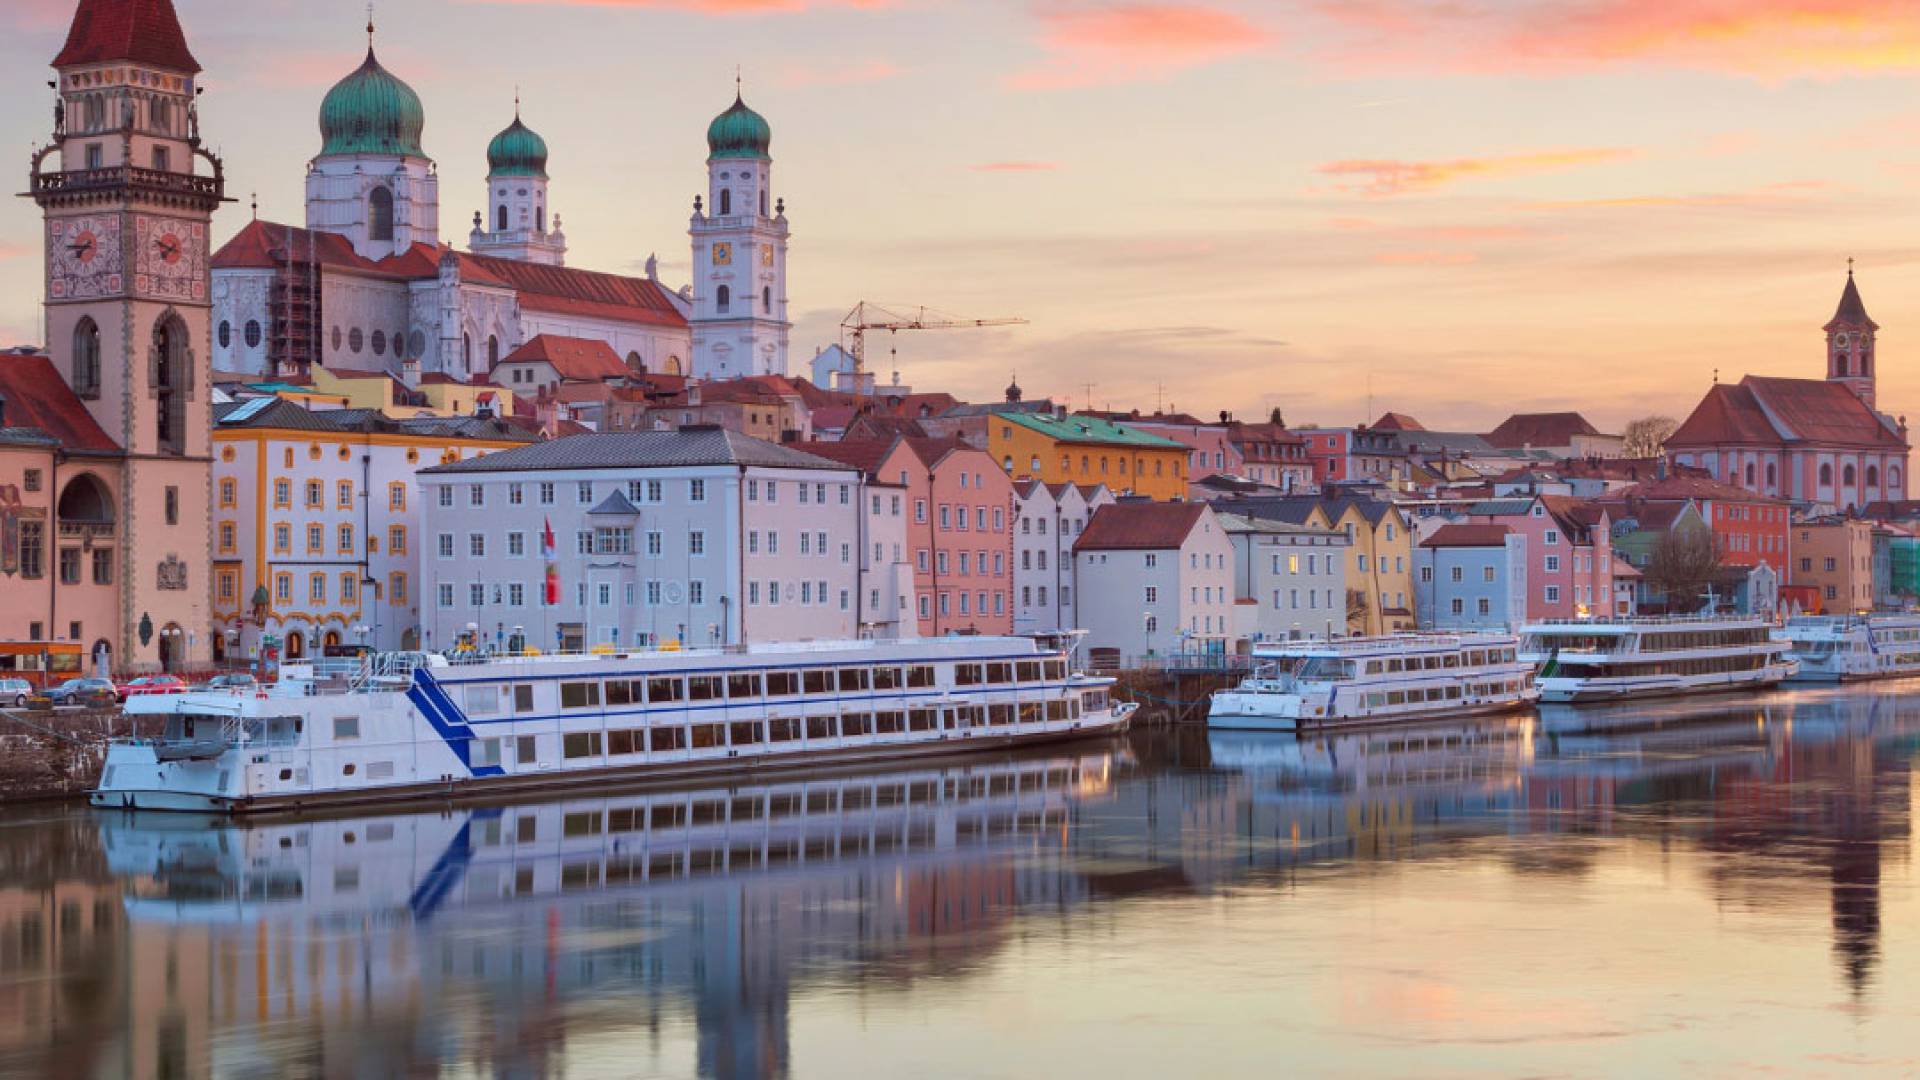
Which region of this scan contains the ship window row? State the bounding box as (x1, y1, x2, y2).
(559, 701, 1079, 758)
(1363, 680, 1523, 707)
(1580, 654, 1774, 677)
(527, 658, 1068, 713)
(1638, 628, 1770, 651)
(1362, 648, 1515, 675)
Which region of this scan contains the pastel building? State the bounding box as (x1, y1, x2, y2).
(1073, 502, 1234, 659)
(1012, 481, 1114, 634)
(1223, 422, 1313, 493)
(420, 429, 862, 650)
(1216, 513, 1350, 642)
(1294, 427, 1406, 488)
(990, 412, 1189, 502)
(1466, 495, 1614, 622)
(1413, 524, 1529, 631)
(1790, 520, 1876, 614)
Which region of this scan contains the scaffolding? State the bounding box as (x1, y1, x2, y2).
(268, 226, 322, 377)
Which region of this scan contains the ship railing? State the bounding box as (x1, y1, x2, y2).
(1250, 633, 1504, 655)
(1527, 614, 1763, 627)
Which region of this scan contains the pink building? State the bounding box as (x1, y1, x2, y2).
(1469, 494, 1615, 621)
(1081, 412, 1244, 488)
(802, 436, 1015, 634)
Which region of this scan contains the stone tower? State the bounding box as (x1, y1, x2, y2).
(688, 89, 791, 380)
(305, 20, 438, 261)
(32, 0, 224, 670)
(1826, 266, 1879, 410)
(469, 101, 567, 266)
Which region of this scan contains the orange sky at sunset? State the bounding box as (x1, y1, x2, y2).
(4, 0, 1920, 431)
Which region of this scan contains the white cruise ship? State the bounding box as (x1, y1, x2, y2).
(93, 635, 1136, 814)
(1519, 615, 1796, 704)
(1206, 634, 1538, 732)
(1779, 614, 1920, 682)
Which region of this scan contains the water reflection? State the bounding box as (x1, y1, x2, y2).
(2, 684, 1917, 1078)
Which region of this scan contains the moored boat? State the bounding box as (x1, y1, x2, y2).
(1778, 614, 1920, 682)
(1206, 633, 1538, 732)
(92, 635, 1135, 814)
(1520, 615, 1796, 704)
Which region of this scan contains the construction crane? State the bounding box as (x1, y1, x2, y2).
(839, 302, 1028, 383)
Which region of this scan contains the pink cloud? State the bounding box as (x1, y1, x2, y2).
(1313, 0, 1920, 78)
(971, 161, 1062, 172)
(1317, 148, 1636, 196)
(1374, 251, 1478, 265)
(777, 60, 901, 88)
(1008, 4, 1272, 90)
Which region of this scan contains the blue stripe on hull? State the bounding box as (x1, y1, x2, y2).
(408, 669, 506, 778)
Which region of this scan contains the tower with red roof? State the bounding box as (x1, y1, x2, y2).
(1826, 265, 1879, 409)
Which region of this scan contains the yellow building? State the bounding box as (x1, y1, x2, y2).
(991, 412, 1189, 501)
(1789, 519, 1875, 614)
(1243, 498, 1416, 635)
(260, 367, 521, 420)
(211, 398, 537, 661)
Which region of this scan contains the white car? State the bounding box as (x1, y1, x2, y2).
(0, 678, 31, 708)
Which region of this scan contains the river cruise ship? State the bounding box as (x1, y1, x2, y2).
(92, 635, 1136, 814)
(1206, 634, 1538, 732)
(1778, 614, 1920, 682)
(1519, 615, 1796, 704)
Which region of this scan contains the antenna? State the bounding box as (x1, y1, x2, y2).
(366, 4, 375, 49)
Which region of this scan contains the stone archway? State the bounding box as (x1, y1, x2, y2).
(157, 624, 183, 673)
(285, 630, 306, 660)
(323, 630, 342, 650)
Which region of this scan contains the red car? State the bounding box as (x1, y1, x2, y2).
(116, 675, 189, 702)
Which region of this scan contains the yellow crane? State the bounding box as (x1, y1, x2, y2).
(839, 301, 1028, 383)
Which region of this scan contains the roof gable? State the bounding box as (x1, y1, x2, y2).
(1484, 412, 1602, 449)
(499, 335, 630, 382)
(1074, 502, 1211, 551)
(55, 0, 199, 73)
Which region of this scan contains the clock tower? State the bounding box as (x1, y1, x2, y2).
(688, 89, 790, 380)
(29, 0, 225, 671)
(1825, 264, 1879, 410)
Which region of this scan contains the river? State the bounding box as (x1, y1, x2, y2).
(1, 682, 1916, 1078)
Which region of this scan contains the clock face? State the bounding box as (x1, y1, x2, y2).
(760, 243, 774, 268)
(133, 215, 206, 302)
(47, 215, 124, 301)
(712, 242, 733, 266)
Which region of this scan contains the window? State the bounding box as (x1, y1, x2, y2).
(1544, 585, 1561, 603)
(689, 530, 706, 556)
(717, 285, 732, 313)
(218, 521, 236, 553)
(388, 526, 407, 555)
(1544, 556, 1560, 572)
(338, 480, 354, 509)
(304, 480, 323, 508)
(368, 187, 394, 242)
(438, 485, 453, 509)
(59, 548, 81, 585)
(1145, 586, 1158, 603)
(274, 525, 291, 554)
(438, 533, 455, 559)
(469, 484, 486, 508)
(389, 484, 406, 511)
(274, 479, 291, 508)
(309, 574, 326, 603)
(391, 573, 408, 604)
(338, 524, 355, 553)
(508, 532, 525, 557)
(539, 482, 555, 505)
(577, 482, 593, 504)
(470, 583, 487, 607)
(689, 479, 706, 502)
(71, 318, 100, 398)
(306, 524, 324, 553)
(470, 533, 487, 558)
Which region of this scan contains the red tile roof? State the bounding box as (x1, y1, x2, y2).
(0, 354, 119, 452)
(54, 0, 199, 73)
(1668, 376, 1903, 449)
(1372, 411, 1425, 431)
(1826, 272, 1877, 331)
(1607, 474, 1787, 505)
(902, 436, 980, 471)
(793, 439, 897, 478)
(1484, 412, 1603, 449)
(1420, 523, 1511, 548)
(1074, 502, 1211, 552)
(499, 335, 630, 382)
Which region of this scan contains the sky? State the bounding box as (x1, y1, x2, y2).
(3, 0, 1920, 432)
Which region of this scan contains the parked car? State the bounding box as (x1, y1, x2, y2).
(197, 673, 257, 692)
(116, 675, 189, 702)
(46, 677, 117, 708)
(0, 677, 30, 707)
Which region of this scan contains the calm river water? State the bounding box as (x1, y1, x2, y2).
(2, 683, 1917, 1078)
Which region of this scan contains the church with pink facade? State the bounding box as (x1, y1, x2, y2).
(1667, 271, 1909, 513)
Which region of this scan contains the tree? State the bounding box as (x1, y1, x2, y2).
(1623, 415, 1678, 459)
(1269, 406, 1286, 428)
(1345, 588, 1371, 632)
(1644, 522, 1723, 612)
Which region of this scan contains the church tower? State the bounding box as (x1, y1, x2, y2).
(31, 0, 223, 670)
(468, 101, 567, 265)
(1826, 265, 1879, 409)
(305, 20, 438, 260)
(689, 89, 791, 380)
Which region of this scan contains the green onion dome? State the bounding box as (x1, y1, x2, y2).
(706, 93, 771, 161)
(486, 115, 548, 178)
(318, 48, 426, 158)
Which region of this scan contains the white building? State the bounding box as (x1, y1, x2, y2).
(210, 398, 543, 662)
(1013, 481, 1113, 633)
(858, 480, 917, 639)
(1216, 513, 1350, 643)
(1073, 502, 1234, 661)
(419, 428, 861, 651)
(688, 94, 792, 381)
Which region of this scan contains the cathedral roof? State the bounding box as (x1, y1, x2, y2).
(1825, 270, 1878, 332)
(487, 114, 548, 178)
(707, 93, 772, 161)
(54, 0, 199, 74)
(318, 46, 426, 158)
(1667, 376, 1904, 450)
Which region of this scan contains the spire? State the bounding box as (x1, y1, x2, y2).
(1827, 262, 1878, 331)
(367, 3, 375, 51)
(55, 0, 201, 74)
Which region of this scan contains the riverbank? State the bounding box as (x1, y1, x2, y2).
(0, 709, 126, 802)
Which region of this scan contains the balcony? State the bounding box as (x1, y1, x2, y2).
(29, 166, 223, 204)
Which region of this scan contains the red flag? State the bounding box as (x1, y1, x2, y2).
(542, 516, 560, 606)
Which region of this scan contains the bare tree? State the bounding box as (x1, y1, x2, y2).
(1644, 522, 1723, 612)
(1345, 588, 1371, 632)
(1623, 415, 1678, 459)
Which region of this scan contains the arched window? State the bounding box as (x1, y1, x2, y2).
(1744, 463, 1755, 487)
(760, 189, 769, 216)
(463, 334, 472, 370)
(217, 321, 231, 349)
(244, 321, 261, 349)
(536, 206, 545, 232)
(151, 314, 189, 455)
(1820, 463, 1834, 486)
(719, 188, 732, 215)
(57, 473, 114, 527)
(1867, 464, 1880, 487)
(1892, 466, 1903, 492)
(72, 318, 101, 399)
(487, 335, 500, 369)
(368, 187, 395, 242)
(716, 285, 731, 314)
(1844, 463, 1857, 486)
(763, 286, 772, 313)
(151, 96, 169, 132)
(496, 205, 508, 231)
(626, 351, 644, 372)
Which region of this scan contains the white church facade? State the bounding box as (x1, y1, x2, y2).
(209, 27, 791, 389)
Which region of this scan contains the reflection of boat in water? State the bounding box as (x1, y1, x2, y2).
(98, 634, 1136, 814)
(1778, 614, 1920, 682)
(1207, 634, 1536, 731)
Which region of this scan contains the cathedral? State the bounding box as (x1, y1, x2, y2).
(210, 23, 792, 386)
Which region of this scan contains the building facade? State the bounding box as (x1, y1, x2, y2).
(1789, 520, 1876, 614)
(991, 412, 1189, 501)
(1467, 495, 1614, 622)
(1012, 481, 1113, 634)
(1413, 525, 1529, 631)
(1218, 513, 1349, 642)
(1073, 503, 1234, 660)
(687, 94, 792, 380)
